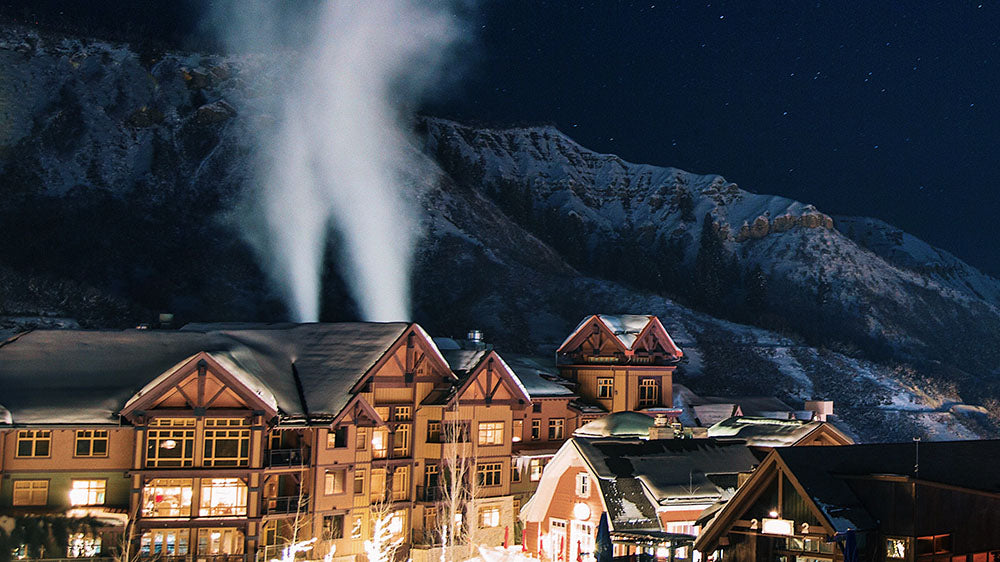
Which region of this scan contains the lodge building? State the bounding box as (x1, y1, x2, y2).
(0, 315, 684, 562)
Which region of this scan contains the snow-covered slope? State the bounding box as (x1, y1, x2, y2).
(0, 25, 998, 441)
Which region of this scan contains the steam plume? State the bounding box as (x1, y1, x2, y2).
(217, 1, 466, 322)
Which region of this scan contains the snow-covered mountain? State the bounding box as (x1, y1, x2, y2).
(0, 25, 998, 441)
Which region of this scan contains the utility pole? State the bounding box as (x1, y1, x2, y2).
(913, 437, 920, 478)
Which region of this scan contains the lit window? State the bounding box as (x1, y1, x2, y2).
(638, 379, 659, 406)
(16, 430, 51, 457)
(395, 407, 412, 421)
(512, 420, 523, 442)
(70, 480, 106, 506)
(146, 419, 195, 468)
(142, 478, 193, 517)
(387, 510, 406, 536)
(529, 458, 547, 482)
(351, 515, 363, 539)
(372, 427, 388, 459)
(75, 430, 109, 457)
(478, 422, 505, 446)
(576, 473, 589, 498)
(548, 419, 564, 440)
(394, 424, 411, 457)
(203, 418, 250, 467)
(326, 470, 346, 494)
(196, 528, 244, 555)
(354, 469, 366, 495)
(427, 421, 441, 443)
(512, 460, 522, 483)
(140, 529, 189, 557)
(392, 466, 410, 501)
(479, 505, 501, 528)
(477, 463, 503, 487)
(67, 532, 102, 557)
(13, 480, 48, 506)
(531, 419, 541, 440)
(199, 478, 248, 517)
(371, 469, 387, 502)
(886, 538, 907, 559)
(356, 427, 368, 450)
(597, 378, 614, 399)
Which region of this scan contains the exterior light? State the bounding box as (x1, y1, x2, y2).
(573, 502, 591, 521)
(768, 510, 778, 518)
(161, 440, 177, 450)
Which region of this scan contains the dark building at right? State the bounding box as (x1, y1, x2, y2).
(695, 440, 1000, 562)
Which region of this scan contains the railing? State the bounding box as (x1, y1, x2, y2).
(412, 529, 443, 547)
(266, 448, 308, 468)
(263, 495, 308, 514)
(138, 555, 246, 562)
(415, 485, 442, 502)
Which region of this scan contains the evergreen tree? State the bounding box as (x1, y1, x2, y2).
(693, 213, 727, 310)
(595, 513, 612, 562)
(744, 263, 768, 317)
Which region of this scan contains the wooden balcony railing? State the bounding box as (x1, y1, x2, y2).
(263, 495, 308, 514)
(266, 448, 308, 468)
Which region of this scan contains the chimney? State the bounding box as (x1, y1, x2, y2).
(647, 414, 675, 440)
(467, 329, 483, 343)
(158, 313, 174, 329)
(804, 400, 834, 422)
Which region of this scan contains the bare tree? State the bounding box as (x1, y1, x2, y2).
(364, 497, 403, 562)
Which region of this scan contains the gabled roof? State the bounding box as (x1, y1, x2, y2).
(0, 323, 410, 424)
(523, 436, 758, 533)
(448, 350, 531, 406)
(696, 440, 1000, 551)
(573, 412, 656, 438)
(557, 314, 682, 356)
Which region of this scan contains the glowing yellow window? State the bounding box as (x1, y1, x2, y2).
(479, 505, 501, 528)
(13, 480, 48, 506)
(478, 422, 504, 446)
(199, 478, 248, 517)
(372, 427, 388, 459)
(70, 480, 106, 506)
(142, 478, 193, 517)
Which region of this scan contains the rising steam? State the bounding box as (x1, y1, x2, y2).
(216, 2, 466, 322)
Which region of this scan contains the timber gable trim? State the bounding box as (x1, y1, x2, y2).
(120, 351, 278, 421)
(449, 350, 531, 407)
(349, 324, 456, 394)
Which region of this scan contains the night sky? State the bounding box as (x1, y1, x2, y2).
(5, 0, 1000, 274)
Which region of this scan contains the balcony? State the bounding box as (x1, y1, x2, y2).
(412, 529, 443, 547)
(263, 495, 308, 515)
(266, 449, 308, 468)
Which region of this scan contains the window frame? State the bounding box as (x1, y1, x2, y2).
(203, 418, 250, 467)
(354, 469, 366, 495)
(531, 419, 541, 440)
(142, 478, 194, 518)
(478, 505, 501, 528)
(477, 462, 503, 487)
(70, 479, 107, 506)
(198, 477, 249, 517)
(638, 378, 660, 407)
(548, 418, 564, 440)
(597, 378, 614, 399)
(75, 429, 109, 458)
(427, 421, 441, 443)
(15, 430, 51, 458)
(326, 469, 347, 495)
(12, 479, 49, 506)
(145, 419, 195, 468)
(478, 421, 505, 446)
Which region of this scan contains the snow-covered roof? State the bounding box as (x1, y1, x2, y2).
(573, 412, 655, 438)
(0, 323, 409, 424)
(572, 437, 758, 530)
(560, 314, 654, 351)
(706, 416, 831, 447)
(502, 354, 575, 398)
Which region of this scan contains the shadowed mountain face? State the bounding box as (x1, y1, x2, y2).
(1, 25, 999, 441)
